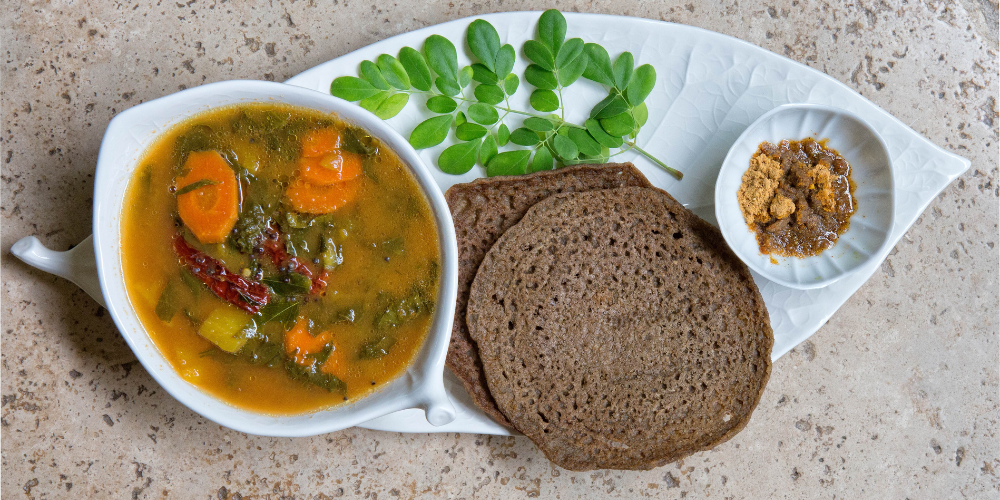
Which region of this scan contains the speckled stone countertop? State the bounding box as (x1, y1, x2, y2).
(2, 1, 997, 498)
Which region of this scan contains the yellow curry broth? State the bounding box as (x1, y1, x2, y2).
(121, 103, 440, 415)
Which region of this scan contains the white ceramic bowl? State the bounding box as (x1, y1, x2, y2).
(19, 80, 459, 436)
(715, 104, 895, 289)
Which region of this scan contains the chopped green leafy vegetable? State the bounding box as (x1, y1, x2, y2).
(155, 279, 182, 322)
(255, 299, 300, 327)
(380, 237, 405, 256)
(262, 273, 312, 296)
(179, 268, 203, 297)
(359, 334, 398, 360)
(173, 124, 216, 167)
(229, 203, 270, 254)
(374, 287, 433, 332)
(139, 165, 153, 193)
(237, 334, 285, 367)
(284, 357, 346, 392)
(175, 179, 220, 196)
(341, 126, 378, 156)
(320, 236, 343, 270)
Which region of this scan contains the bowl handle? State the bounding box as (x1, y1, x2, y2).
(418, 376, 458, 427)
(10, 234, 105, 308)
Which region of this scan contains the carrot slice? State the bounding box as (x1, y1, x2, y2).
(176, 151, 239, 244)
(301, 128, 342, 158)
(319, 324, 350, 376)
(321, 342, 347, 377)
(285, 178, 360, 214)
(297, 151, 363, 186)
(284, 316, 331, 365)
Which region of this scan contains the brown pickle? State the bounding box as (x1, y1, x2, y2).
(738, 138, 856, 257)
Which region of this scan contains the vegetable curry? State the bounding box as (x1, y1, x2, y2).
(121, 103, 440, 414)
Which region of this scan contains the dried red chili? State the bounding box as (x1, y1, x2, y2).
(172, 234, 270, 313)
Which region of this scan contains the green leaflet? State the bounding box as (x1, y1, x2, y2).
(480, 133, 498, 166)
(435, 76, 461, 96)
(398, 47, 432, 91)
(567, 127, 601, 157)
(358, 90, 390, 113)
(591, 94, 629, 120)
(155, 278, 181, 322)
(494, 45, 516, 77)
(632, 102, 649, 128)
(377, 54, 410, 90)
(537, 9, 567, 56)
(585, 118, 624, 148)
(255, 299, 300, 327)
(509, 127, 541, 146)
(525, 64, 558, 90)
(359, 335, 397, 360)
(529, 89, 559, 112)
(612, 52, 634, 91)
(550, 134, 579, 162)
(474, 84, 505, 105)
(372, 93, 408, 119)
(439, 140, 481, 174)
(360, 60, 390, 90)
(487, 150, 531, 177)
(410, 115, 453, 149)
(529, 146, 554, 173)
(497, 123, 511, 146)
(360, 91, 409, 119)
(503, 74, 520, 95)
(467, 103, 499, 125)
(582, 44, 615, 87)
(467, 19, 502, 72)
(471, 63, 499, 84)
(626, 64, 656, 105)
(424, 35, 458, 80)
(459, 66, 474, 87)
(555, 38, 584, 67)
(330, 76, 380, 101)
(523, 117, 555, 132)
(600, 112, 636, 137)
(426, 95, 457, 113)
(557, 51, 589, 87)
(523, 40, 554, 71)
(456, 122, 488, 141)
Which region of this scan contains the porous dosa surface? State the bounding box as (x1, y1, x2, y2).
(444, 164, 652, 427)
(446, 164, 652, 427)
(466, 187, 773, 470)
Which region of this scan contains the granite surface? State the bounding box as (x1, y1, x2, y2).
(2, 0, 998, 498)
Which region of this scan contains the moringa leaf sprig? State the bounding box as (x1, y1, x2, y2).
(330, 9, 682, 179)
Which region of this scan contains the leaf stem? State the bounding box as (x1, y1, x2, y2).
(627, 142, 683, 180)
(551, 119, 585, 130)
(557, 86, 565, 121)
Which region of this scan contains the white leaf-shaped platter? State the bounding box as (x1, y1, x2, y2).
(12, 12, 970, 436)
(285, 11, 969, 435)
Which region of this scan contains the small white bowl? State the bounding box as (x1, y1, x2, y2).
(14, 80, 459, 436)
(715, 104, 895, 290)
